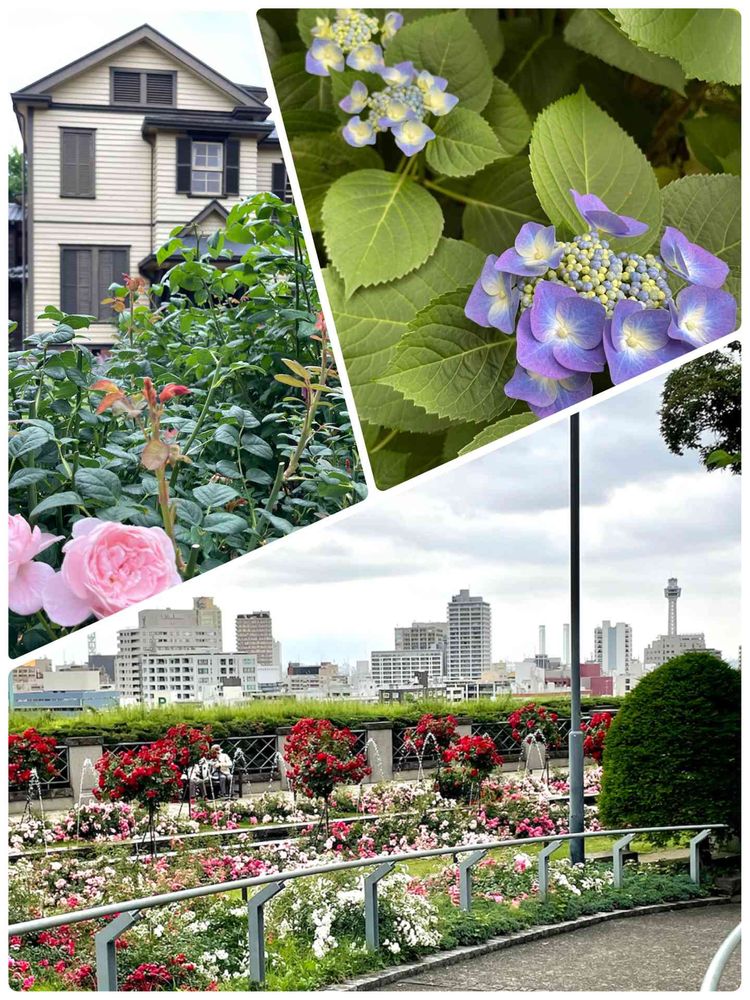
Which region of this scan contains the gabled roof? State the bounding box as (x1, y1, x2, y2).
(12, 23, 268, 113)
(182, 199, 229, 230)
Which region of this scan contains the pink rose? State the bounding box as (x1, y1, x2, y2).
(8, 514, 62, 615)
(42, 518, 181, 625)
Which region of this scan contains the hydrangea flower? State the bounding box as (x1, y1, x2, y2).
(464, 190, 738, 413)
(306, 9, 397, 76)
(338, 59, 458, 155)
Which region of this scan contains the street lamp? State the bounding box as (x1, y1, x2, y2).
(569, 412, 585, 864)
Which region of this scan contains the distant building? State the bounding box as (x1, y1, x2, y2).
(642, 577, 721, 667)
(139, 651, 258, 704)
(236, 611, 276, 665)
(13, 690, 121, 712)
(394, 622, 447, 651)
(11, 658, 51, 692)
(115, 597, 222, 701)
(379, 679, 510, 703)
(88, 653, 116, 683)
(371, 649, 445, 689)
(8, 200, 25, 345)
(446, 589, 491, 680)
(284, 661, 351, 699)
(594, 620, 633, 674)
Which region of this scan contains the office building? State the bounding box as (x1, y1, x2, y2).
(236, 611, 276, 665)
(394, 622, 448, 651)
(446, 589, 491, 680)
(371, 649, 445, 688)
(140, 652, 259, 704)
(594, 620, 633, 674)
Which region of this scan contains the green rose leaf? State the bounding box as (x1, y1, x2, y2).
(213, 423, 240, 447)
(202, 512, 249, 535)
(458, 412, 538, 455)
(481, 79, 532, 158)
(74, 468, 122, 505)
(324, 237, 486, 431)
(322, 170, 443, 296)
(292, 134, 382, 230)
(8, 424, 55, 459)
(9, 468, 54, 490)
(446, 156, 547, 255)
(192, 483, 240, 508)
(30, 491, 83, 519)
(564, 10, 686, 94)
(529, 87, 661, 253)
(426, 108, 503, 178)
(611, 9, 741, 85)
(381, 288, 517, 424)
(660, 174, 741, 305)
(241, 433, 274, 460)
(386, 10, 494, 112)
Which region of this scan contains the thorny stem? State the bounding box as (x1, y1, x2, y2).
(169, 363, 222, 491)
(282, 333, 331, 482)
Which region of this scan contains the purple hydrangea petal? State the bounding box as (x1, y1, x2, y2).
(342, 116, 377, 148)
(306, 39, 345, 76)
(532, 373, 593, 418)
(529, 281, 605, 366)
(570, 189, 649, 237)
(515, 309, 571, 379)
(504, 365, 559, 409)
(667, 285, 738, 347)
(346, 43, 385, 72)
(465, 256, 519, 334)
(605, 301, 690, 384)
(660, 227, 729, 289)
(380, 61, 416, 85)
(496, 223, 563, 277)
(392, 119, 435, 156)
(422, 87, 459, 117)
(339, 80, 369, 114)
(382, 12, 404, 45)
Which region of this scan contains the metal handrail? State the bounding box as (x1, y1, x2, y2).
(701, 923, 740, 990)
(8, 822, 725, 990)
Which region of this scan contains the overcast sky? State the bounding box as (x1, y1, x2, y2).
(6, 7, 266, 148)
(28, 363, 741, 671)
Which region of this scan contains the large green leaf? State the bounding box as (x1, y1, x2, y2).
(426, 108, 503, 178)
(30, 492, 83, 519)
(564, 10, 686, 93)
(272, 52, 331, 111)
(611, 9, 741, 85)
(437, 157, 546, 255)
(381, 288, 517, 424)
(192, 483, 240, 508)
(324, 237, 486, 431)
(529, 87, 661, 253)
(386, 10, 494, 112)
(467, 9, 504, 67)
(497, 18, 581, 116)
(74, 468, 122, 505)
(683, 114, 740, 175)
(481, 79, 532, 158)
(660, 174, 741, 305)
(458, 412, 538, 455)
(292, 134, 382, 229)
(322, 170, 443, 295)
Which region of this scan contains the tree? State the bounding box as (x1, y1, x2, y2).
(598, 652, 740, 842)
(659, 343, 741, 474)
(9, 148, 25, 200)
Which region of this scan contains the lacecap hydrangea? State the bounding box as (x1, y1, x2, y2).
(465, 189, 737, 417)
(304, 9, 459, 157)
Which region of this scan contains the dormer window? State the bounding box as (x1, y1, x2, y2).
(191, 141, 223, 195)
(111, 68, 175, 107)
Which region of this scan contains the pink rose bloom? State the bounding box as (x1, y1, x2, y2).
(8, 514, 62, 615)
(42, 518, 181, 625)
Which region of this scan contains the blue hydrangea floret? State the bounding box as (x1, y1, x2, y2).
(464, 190, 738, 413)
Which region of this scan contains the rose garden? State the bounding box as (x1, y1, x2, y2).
(7, 652, 739, 991)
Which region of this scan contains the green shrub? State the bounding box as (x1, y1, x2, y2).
(598, 652, 740, 841)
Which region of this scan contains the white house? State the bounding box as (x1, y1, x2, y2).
(11, 24, 287, 345)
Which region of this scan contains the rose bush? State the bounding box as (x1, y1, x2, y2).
(283, 718, 371, 807)
(8, 194, 365, 657)
(439, 734, 502, 800)
(8, 727, 59, 787)
(509, 702, 562, 749)
(581, 711, 614, 763)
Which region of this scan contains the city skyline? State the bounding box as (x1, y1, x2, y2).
(22, 372, 740, 671)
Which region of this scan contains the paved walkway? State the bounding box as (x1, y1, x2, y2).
(379, 904, 741, 992)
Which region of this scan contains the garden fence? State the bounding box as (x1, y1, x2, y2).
(8, 822, 724, 990)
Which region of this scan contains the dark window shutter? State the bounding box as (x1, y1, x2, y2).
(225, 139, 240, 196)
(61, 131, 78, 197)
(112, 70, 141, 103)
(61, 249, 92, 315)
(97, 248, 128, 319)
(61, 130, 94, 198)
(146, 73, 174, 106)
(176, 137, 192, 193)
(271, 163, 287, 200)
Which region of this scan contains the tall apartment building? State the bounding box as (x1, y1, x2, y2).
(593, 620, 633, 674)
(446, 589, 491, 680)
(236, 611, 276, 665)
(394, 622, 448, 651)
(115, 597, 222, 700)
(371, 649, 445, 688)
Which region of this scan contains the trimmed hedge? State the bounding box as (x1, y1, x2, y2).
(9, 695, 624, 744)
(598, 652, 740, 842)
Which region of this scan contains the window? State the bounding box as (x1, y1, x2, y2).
(271, 162, 292, 202)
(111, 69, 175, 106)
(191, 141, 223, 195)
(60, 129, 95, 198)
(60, 246, 129, 320)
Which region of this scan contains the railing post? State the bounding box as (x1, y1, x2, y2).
(95, 910, 142, 991)
(538, 840, 563, 901)
(247, 880, 285, 985)
(458, 849, 488, 911)
(690, 829, 712, 884)
(612, 833, 636, 888)
(364, 861, 395, 950)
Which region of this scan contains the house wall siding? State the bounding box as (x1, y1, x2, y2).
(257, 147, 283, 193)
(52, 41, 236, 111)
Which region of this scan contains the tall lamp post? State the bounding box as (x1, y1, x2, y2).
(569, 413, 585, 864)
